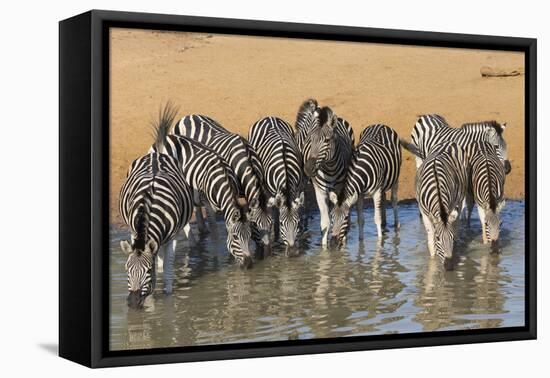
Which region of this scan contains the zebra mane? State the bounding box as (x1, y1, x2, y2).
(295, 98, 318, 129)
(152, 101, 179, 151)
(480, 143, 498, 212)
(462, 120, 503, 135)
(317, 106, 334, 129)
(432, 160, 448, 225)
(133, 202, 150, 252)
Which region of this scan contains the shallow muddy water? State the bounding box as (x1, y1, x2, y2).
(109, 201, 525, 351)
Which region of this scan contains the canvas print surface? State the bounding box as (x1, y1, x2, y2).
(108, 28, 526, 351)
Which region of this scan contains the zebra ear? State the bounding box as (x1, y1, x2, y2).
(267, 197, 276, 208)
(298, 191, 304, 206)
(145, 239, 158, 255)
(329, 191, 338, 205)
(120, 240, 133, 255)
(501, 122, 507, 131)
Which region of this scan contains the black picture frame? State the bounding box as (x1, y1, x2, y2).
(59, 9, 537, 368)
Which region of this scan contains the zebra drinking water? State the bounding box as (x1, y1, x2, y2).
(248, 116, 305, 255)
(410, 114, 511, 174)
(405, 141, 469, 270)
(329, 124, 402, 248)
(119, 104, 194, 308)
(151, 108, 253, 268)
(170, 114, 272, 255)
(465, 141, 506, 251)
(295, 100, 355, 247)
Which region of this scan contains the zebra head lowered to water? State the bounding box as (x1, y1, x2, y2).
(170, 114, 273, 255)
(329, 124, 402, 248)
(465, 141, 507, 252)
(152, 112, 253, 268)
(411, 141, 469, 270)
(119, 103, 194, 308)
(249, 116, 305, 254)
(294, 100, 355, 247)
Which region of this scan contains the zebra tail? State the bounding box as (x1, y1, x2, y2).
(399, 138, 423, 158)
(152, 101, 179, 151)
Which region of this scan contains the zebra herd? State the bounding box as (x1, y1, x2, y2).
(118, 99, 510, 308)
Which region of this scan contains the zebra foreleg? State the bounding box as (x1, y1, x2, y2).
(420, 212, 436, 257)
(314, 184, 330, 247)
(373, 190, 384, 239)
(194, 206, 208, 234)
(381, 191, 387, 229)
(477, 205, 488, 244)
(183, 223, 196, 246)
(163, 239, 177, 294)
(391, 183, 400, 229)
(357, 195, 365, 241)
(205, 203, 218, 239)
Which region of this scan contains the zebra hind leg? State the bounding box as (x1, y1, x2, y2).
(420, 211, 436, 257)
(381, 191, 388, 230)
(163, 239, 177, 294)
(357, 195, 365, 241)
(391, 183, 400, 230)
(372, 190, 384, 239)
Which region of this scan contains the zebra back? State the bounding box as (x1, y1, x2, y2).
(119, 152, 193, 250)
(344, 124, 401, 199)
(172, 115, 267, 206)
(411, 115, 510, 173)
(416, 141, 468, 222)
(466, 141, 506, 211)
(171, 114, 228, 142)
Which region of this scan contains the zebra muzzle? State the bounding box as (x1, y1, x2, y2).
(504, 160, 511, 175)
(443, 257, 454, 271)
(490, 240, 500, 254)
(127, 291, 145, 309)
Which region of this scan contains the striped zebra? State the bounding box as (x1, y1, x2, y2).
(329, 124, 402, 248)
(248, 116, 305, 254)
(170, 114, 272, 255)
(119, 105, 194, 308)
(407, 141, 468, 270)
(295, 100, 355, 247)
(151, 109, 253, 268)
(410, 114, 511, 174)
(465, 141, 506, 251)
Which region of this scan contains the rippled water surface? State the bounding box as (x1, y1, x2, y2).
(109, 201, 525, 351)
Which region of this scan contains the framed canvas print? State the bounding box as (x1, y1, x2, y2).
(59, 10, 536, 368)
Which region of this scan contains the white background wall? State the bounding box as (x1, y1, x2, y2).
(1, 0, 546, 375)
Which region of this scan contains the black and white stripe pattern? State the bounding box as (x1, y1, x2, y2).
(410, 114, 511, 174)
(152, 117, 253, 267)
(413, 141, 468, 270)
(119, 104, 194, 307)
(171, 115, 272, 254)
(465, 141, 506, 250)
(295, 100, 355, 246)
(249, 116, 304, 254)
(329, 124, 402, 247)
